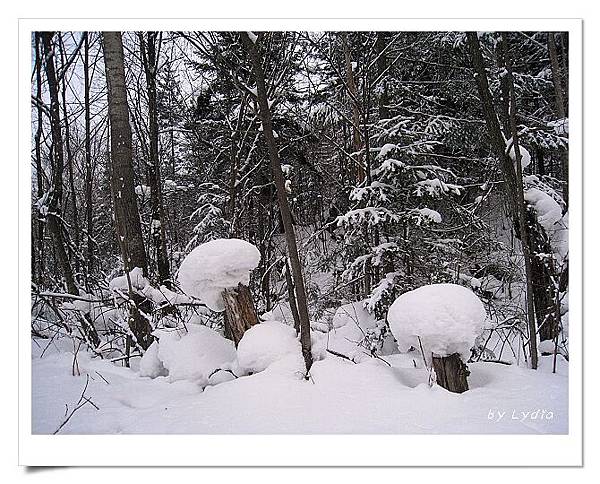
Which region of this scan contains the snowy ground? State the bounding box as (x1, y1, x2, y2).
(32, 337, 567, 434)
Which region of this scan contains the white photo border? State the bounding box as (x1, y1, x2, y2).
(18, 17, 583, 467)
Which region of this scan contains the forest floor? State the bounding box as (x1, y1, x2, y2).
(31, 337, 568, 434)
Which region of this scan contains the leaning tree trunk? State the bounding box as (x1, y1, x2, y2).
(432, 353, 470, 394)
(222, 283, 259, 346)
(467, 32, 538, 369)
(241, 32, 313, 373)
(103, 31, 153, 351)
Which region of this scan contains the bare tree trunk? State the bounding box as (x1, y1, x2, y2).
(59, 33, 81, 274)
(375, 32, 390, 120)
(222, 283, 259, 346)
(33, 33, 45, 284)
(241, 32, 313, 373)
(284, 259, 301, 334)
(103, 31, 153, 350)
(548, 32, 568, 210)
(467, 32, 538, 369)
(41, 32, 78, 296)
(342, 33, 364, 184)
(83, 32, 94, 284)
(140, 32, 171, 287)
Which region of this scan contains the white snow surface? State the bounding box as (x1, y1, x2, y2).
(387, 283, 486, 360)
(177, 238, 261, 311)
(138, 341, 167, 378)
(153, 325, 237, 385)
(237, 321, 305, 376)
(32, 337, 568, 434)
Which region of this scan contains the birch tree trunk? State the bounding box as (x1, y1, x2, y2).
(103, 31, 153, 350)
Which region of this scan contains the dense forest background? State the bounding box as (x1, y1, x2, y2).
(30, 31, 569, 375)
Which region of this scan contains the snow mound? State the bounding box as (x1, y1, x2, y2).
(139, 341, 167, 378)
(538, 339, 557, 354)
(506, 139, 532, 170)
(237, 321, 305, 375)
(524, 188, 568, 264)
(155, 325, 237, 385)
(415, 207, 442, 224)
(109, 267, 148, 293)
(525, 188, 562, 232)
(177, 238, 261, 311)
(387, 283, 486, 360)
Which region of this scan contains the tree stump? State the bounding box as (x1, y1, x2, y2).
(222, 283, 259, 346)
(432, 353, 470, 393)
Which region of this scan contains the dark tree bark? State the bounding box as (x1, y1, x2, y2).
(83, 32, 94, 284)
(342, 33, 364, 184)
(241, 32, 313, 373)
(467, 32, 538, 369)
(432, 353, 470, 393)
(59, 33, 81, 274)
(103, 31, 153, 350)
(375, 32, 390, 121)
(41, 32, 78, 296)
(140, 32, 171, 287)
(33, 33, 45, 284)
(548, 32, 568, 210)
(284, 259, 301, 334)
(222, 283, 259, 346)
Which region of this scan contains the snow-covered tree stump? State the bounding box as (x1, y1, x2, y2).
(388, 283, 486, 394)
(177, 238, 262, 345)
(222, 283, 259, 346)
(432, 353, 470, 393)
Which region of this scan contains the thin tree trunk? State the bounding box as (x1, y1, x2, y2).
(284, 259, 301, 334)
(41, 32, 78, 295)
(548, 32, 568, 210)
(342, 33, 364, 183)
(241, 32, 313, 373)
(467, 32, 538, 369)
(83, 32, 94, 284)
(33, 33, 45, 284)
(140, 32, 171, 287)
(103, 31, 153, 350)
(59, 33, 81, 274)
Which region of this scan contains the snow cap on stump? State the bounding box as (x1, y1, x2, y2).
(177, 238, 261, 312)
(387, 283, 486, 361)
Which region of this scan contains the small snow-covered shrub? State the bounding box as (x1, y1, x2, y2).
(327, 301, 396, 361)
(387, 283, 486, 362)
(177, 238, 261, 311)
(236, 321, 304, 375)
(155, 325, 237, 385)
